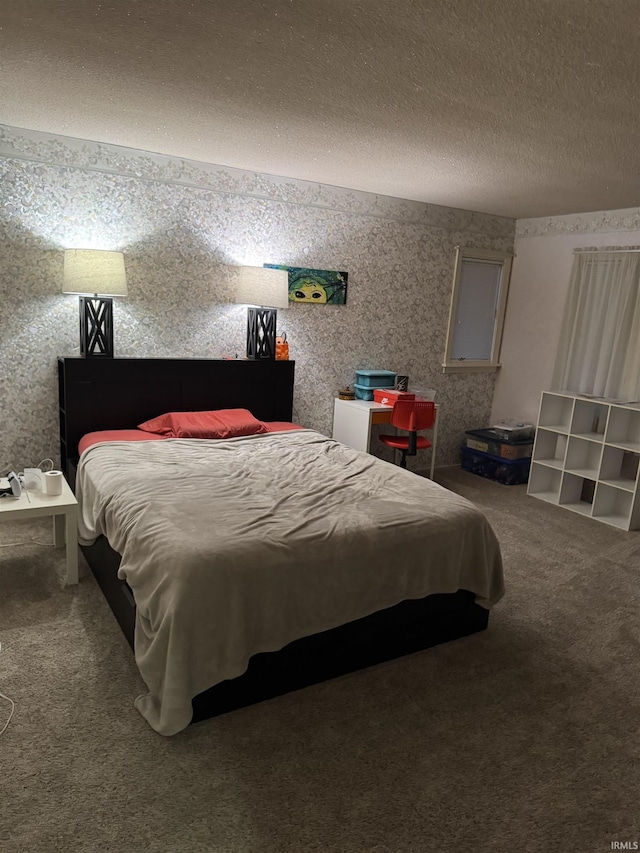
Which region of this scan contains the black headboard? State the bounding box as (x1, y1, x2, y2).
(58, 357, 295, 474)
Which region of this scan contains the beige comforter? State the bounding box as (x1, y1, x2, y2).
(76, 429, 504, 735)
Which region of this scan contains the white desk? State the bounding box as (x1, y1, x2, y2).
(0, 478, 79, 585)
(332, 398, 438, 479)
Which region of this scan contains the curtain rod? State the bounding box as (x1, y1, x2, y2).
(574, 246, 640, 254)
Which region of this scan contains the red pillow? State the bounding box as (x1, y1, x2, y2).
(79, 429, 168, 455)
(137, 408, 269, 439)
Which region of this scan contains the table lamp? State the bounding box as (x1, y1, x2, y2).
(62, 249, 127, 358)
(236, 266, 289, 359)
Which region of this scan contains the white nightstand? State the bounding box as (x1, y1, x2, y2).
(0, 478, 79, 585)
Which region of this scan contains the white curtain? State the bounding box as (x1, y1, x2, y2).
(552, 251, 640, 401)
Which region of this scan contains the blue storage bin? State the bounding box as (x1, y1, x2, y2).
(355, 369, 396, 388)
(353, 383, 377, 400)
(460, 445, 530, 485)
(465, 428, 533, 459)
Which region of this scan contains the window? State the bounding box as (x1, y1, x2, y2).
(442, 247, 513, 373)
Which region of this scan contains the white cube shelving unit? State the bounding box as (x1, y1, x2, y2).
(528, 391, 640, 531)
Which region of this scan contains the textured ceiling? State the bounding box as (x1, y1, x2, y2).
(1, 0, 639, 219)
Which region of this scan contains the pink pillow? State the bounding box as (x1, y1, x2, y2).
(79, 429, 168, 455)
(137, 408, 269, 439)
(263, 422, 304, 432)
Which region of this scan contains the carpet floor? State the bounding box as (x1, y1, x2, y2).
(0, 467, 638, 853)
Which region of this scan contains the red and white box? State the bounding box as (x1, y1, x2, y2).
(372, 388, 416, 406)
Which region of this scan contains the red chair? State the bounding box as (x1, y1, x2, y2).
(379, 399, 436, 469)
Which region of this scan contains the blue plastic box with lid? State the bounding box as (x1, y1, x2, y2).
(353, 369, 396, 400)
(354, 369, 397, 400)
(460, 445, 530, 485)
(355, 369, 396, 388)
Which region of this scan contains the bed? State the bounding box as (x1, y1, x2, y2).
(58, 357, 504, 736)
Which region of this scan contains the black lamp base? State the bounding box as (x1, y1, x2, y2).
(79, 296, 114, 358)
(246, 307, 277, 360)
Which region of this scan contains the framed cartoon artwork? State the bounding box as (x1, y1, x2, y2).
(264, 265, 348, 305)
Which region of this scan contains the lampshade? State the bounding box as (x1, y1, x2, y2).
(236, 266, 289, 309)
(62, 249, 128, 296)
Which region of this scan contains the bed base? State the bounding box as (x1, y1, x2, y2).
(81, 536, 488, 724)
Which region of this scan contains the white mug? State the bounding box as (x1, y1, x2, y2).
(43, 470, 63, 496)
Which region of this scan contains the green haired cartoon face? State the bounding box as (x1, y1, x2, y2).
(290, 279, 328, 303)
(264, 264, 348, 304)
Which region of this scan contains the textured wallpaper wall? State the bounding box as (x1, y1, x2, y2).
(0, 125, 514, 473)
